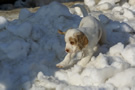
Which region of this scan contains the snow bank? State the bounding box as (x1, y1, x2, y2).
(1, 1, 135, 90)
(29, 1, 135, 90)
(0, 2, 81, 90)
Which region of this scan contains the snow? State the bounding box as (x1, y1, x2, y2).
(7, 22, 32, 39)
(0, 0, 135, 90)
(129, 0, 135, 6)
(98, 0, 118, 5)
(96, 2, 113, 11)
(123, 8, 134, 20)
(19, 8, 32, 21)
(84, 0, 96, 7)
(0, 16, 8, 30)
(106, 68, 135, 88)
(122, 44, 135, 66)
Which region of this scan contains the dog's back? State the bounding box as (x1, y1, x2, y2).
(79, 16, 99, 28)
(79, 16, 106, 45)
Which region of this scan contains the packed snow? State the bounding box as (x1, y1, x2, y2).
(0, 0, 135, 90)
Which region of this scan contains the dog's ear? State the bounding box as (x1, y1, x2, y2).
(58, 30, 66, 35)
(74, 31, 88, 50)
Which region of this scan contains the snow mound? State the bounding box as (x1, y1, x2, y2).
(0, 2, 81, 90)
(0, 1, 135, 90)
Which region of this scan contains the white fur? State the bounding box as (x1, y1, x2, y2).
(56, 16, 105, 68)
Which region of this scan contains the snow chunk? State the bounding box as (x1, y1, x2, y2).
(55, 70, 68, 82)
(123, 8, 134, 20)
(99, 14, 110, 24)
(87, 54, 111, 68)
(111, 56, 130, 70)
(33, 71, 62, 89)
(98, 0, 119, 5)
(109, 43, 124, 56)
(129, 0, 135, 6)
(120, 22, 134, 33)
(74, 7, 84, 17)
(34, 1, 71, 19)
(129, 35, 135, 44)
(112, 6, 123, 12)
(84, 0, 96, 7)
(0, 16, 8, 30)
(122, 2, 130, 8)
(121, 44, 135, 66)
(106, 68, 135, 88)
(0, 40, 30, 59)
(31, 25, 44, 41)
(96, 2, 113, 11)
(68, 72, 82, 86)
(7, 22, 32, 39)
(0, 84, 6, 90)
(81, 67, 119, 85)
(19, 8, 32, 20)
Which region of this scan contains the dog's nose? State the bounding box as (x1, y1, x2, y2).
(65, 49, 70, 53)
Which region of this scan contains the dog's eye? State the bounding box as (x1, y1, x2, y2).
(70, 41, 74, 45)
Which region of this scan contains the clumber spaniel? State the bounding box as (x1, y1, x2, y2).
(56, 16, 106, 68)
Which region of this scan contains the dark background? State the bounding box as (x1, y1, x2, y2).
(0, 0, 82, 5)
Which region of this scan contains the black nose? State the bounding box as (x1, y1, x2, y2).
(65, 49, 70, 53)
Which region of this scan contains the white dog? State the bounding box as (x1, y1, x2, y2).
(56, 16, 106, 68)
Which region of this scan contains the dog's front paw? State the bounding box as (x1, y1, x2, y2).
(56, 62, 67, 68)
(56, 64, 64, 68)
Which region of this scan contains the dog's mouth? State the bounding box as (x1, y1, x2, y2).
(65, 46, 81, 53)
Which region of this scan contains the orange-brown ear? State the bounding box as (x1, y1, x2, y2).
(58, 30, 66, 35)
(74, 31, 88, 50)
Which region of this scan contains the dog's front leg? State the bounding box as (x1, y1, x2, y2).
(56, 53, 75, 68)
(77, 51, 93, 67)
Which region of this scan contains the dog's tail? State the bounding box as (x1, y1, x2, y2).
(99, 28, 107, 45)
(98, 14, 109, 45)
(71, 4, 90, 17)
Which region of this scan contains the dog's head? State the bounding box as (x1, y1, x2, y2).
(58, 29, 88, 53)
